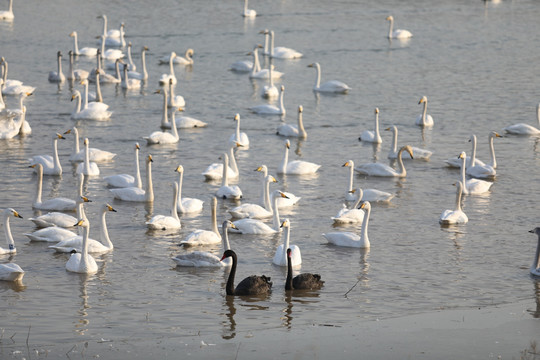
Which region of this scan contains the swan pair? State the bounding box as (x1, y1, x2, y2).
(445, 132, 501, 179)
(276, 105, 307, 138)
(278, 139, 321, 175)
(323, 201, 371, 248)
(355, 145, 414, 177)
(144, 106, 180, 145)
(386, 126, 432, 161)
(0, 209, 24, 282)
(307, 63, 350, 94)
(110, 154, 154, 202)
(457, 152, 493, 195)
(28, 133, 64, 176)
(439, 181, 468, 225)
(358, 108, 382, 143)
(221, 249, 273, 296)
(342, 160, 395, 203)
(146, 182, 181, 230)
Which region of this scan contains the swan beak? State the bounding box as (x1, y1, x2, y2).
(13, 211, 22, 219)
(135, 143, 140, 150)
(148, 155, 153, 162)
(349, 189, 356, 194)
(26, 92, 33, 97)
(29, 164, 36, 168)
(177, 107, 184, 112)
(270, 176, 278, 183)
(235, 142, 243, 148)
(279, 191, 289, 199)
(154, 89, 161, 94)
(107, 205, 117, 212)
(529, 229, 535, 233)
(81, 196, 92, 203)
(286, 142, 290, 150)
(495, 133, 503, 138)
(342, 162, 350, 167)
(254, 166, 263, 172)
(175, 165, 183, 173)
(56, 134, 66, 140)
(358, 202, 367, 210)
(74, 219, 84, 227)
(230, 223, 238, 230)
(63, 129, 71, 135)
(307, 63, 313, 68)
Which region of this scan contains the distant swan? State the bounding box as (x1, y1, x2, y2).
(48, 51, 65, 83)
(415, 96, 434, 127)
(0, 0, 14, 21)
(146, 182, 181, 230)
(69, 31, 98, 57)
(285, 248, 324, 290)
(110, 155, 154, 202)
(503, 103, 540, 136)
(466, 131, 502, 179)
(358, 107, 382, 143)
(30, 164, 76, 211)
(65, 127, 116, 163)
(242, 0, 256, 17)
(307, 62, 350, 94)
(268, 30, 303, 59)
(445, 134, 485, 169)
(0, 208, 23, 255)
(332, 190, 365, 224)
(143, 106, 180, 145)
(439, 181, 468, 225)
(28, 133, 65, 175)
(121, 64, 141, 90)
(159, 49, 194, 66)
(71, 90, 112, 121)
(277, 105, 307, 138)
(202, 142, 240, 181)
(527, 227, 540, 277)
(386, 15, 413, 39)
(228, 113, 249, 147)
(220, 249, 273, 296)
(76, 138, 100, 176)
(355, 145, 414, 177)
(216, 153, 243, 199)
(278, 139, 321, 175)
(65, 219, 98, 274)
(385, 126, 432, 160)
(323, 201, 371, 248)
(104, 143, 142, 188)
(99, 35, 124, 61)
(272, 218, 301, 267)
(127, 46, 149, 81)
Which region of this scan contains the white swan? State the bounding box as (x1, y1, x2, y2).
(202, 142, 239, 181)
(65, 127, 116, 163)
(439, 181, 468, 225)
(28, 133, 64, 176)
(229, 175, 277, 219)
(230, 45, 257, 72)
(48, 51, 65, 83)
(121, 63, 141, 90)
(445, 134, 485, 168)
(386, 126, 432, 160)
(170, 107, 207, 129)
(255, 165, 300, 208)
(458, 152, 493, 195)
(386, 15, 413, 39)
(272, 218, 301, 267)
(307, 62, 350, 93)
(342, 160, 394, 202)
(0, 208, 22, 254)
(503, 103, 540, 136)
(466, 131, 502, 179)
(49, 203, 117, 253)
(332, 190, 365, 224)
(251, 85, 286, 115)
(110, 154, 154, 202)
(0, 263, 24, 282)
(80, 79, 110, 112)
(358, 107, 382, 143)
(216, 153, 243, 199)
(527, 227, 540, 277)
(104, 143, 142, 188)
(242, 0, 256, 17)
(76, 138, 100, 176)
(0, 0, 14, 21)
(69, 31, 98, 57)
(104, 23, 125, 47)
(277, 105, 307, 138)
(99, 35, 124, 61)
(71, 90, 112, 121)
(278, 139, 321, 175)
(0, 92, 30, 139)
(65, 219, 98, 274)
(1, 58, 35, 96)
(98, 15, 122, 40)
(175, 165, 204, 213)
(232, 190, 288, 234)
(90, 55, 121, 84)
(415, 96, 434, 127)
(323, 201, 371, 248)
(268, 30, 303, 59)
(167, 78, 185, 108)
(127, 46, 149, 81)
(146, 182, 181, 230)
(179, 197, 220, 246)
(261, 60, 279, 99)
(355, 145, 414, 177)
(159, 52, 177, 85)
(159, 49, 194, 66)
(67, 51, 89, 81)
(228, 113, 249, 147)
(30, 164, 77, 211)
(125, 43, 136, 70)
(143, 107, 180, 145)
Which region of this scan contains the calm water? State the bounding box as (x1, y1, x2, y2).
(1, 0, 539, 353)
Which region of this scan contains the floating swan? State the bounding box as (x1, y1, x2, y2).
(527, 227, 540, 277)
(169, 107, 207, 129)
(179, 197, 220, 246)
(261, 61, 279, 99)
(90, 55, 121, 84)
(65, 219, 98, 274)
(356, 145, 414, 177)
(127, 46, 149, 81)
(0, 92, 30, 139)
(0, 208, 22, 255)
(342, 160, 394, 202)
(76, 138, 100, 176)
(121, 63, 140, 90)
(248, 45, 278, 79)
(242, 0, 256, 17)
(49, 204, 116, 253)
(65, 127, 116, 163)
(99, 35, 124, 61)
(80, 79, 110, 112)
(144, 107, 180, 145)
(146, 182, 181, 230)
(285, 248, 324, 290)
(159, 52, 177, 85)
(230, 45, 257, 73)
(255, 165, 300, 208)
(439, 181, 468, 225)
(267, 30, 303, 59)
(272, 218, 301, 267)
(386, 126, 432, 160)
(503, 103, 540, 136)
(358, 107, 382, 143)
(307, 62, 350, 93)
(251, 85, 286, 115)
(175, 165, 204, 213)
(415, 96, 434, 127)
(386, 15, 413, 39)
(458, 152, 493, 195)
(323, 201, 371, 248)
(278, 139, 321, 175)
(71, 90, 112, 121)
(69, 31, 98, 57)
(104, 143, 142, 188)
(172, 219, 234, 267)
(1, 58, 36, 95)
(232, 190, 288, 234)
(98, 15, 122, 40)
(110, 155, 154, 202)
(216, 153, 243, 199)
(228, 113, 249, 147)
(0, 263, 24, 282)
(0, 0, 14, 21)
(220, 249, 273, 296)
(202, 142, 239, 181)
(229, 175, 277, 219)
(104, 23, 125, 47)
(48, 51, 65, 83)
(67, 51, 89, 81)
(166, 78, 185, 108)
(332, 189, 365, 224)
(466, 131, 502, 179)
(445, 134, 485, 168)
(28, 133, 64, 176)
(277, 105, 307, 138)
(159, 49, 194, 66)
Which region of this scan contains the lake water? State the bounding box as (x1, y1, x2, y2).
(1, 0, 539, 356)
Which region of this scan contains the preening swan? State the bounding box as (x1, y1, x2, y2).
(242, 0, 256, 17)
(416, 96, 434, 127)
(332, 189, 365, 224)
(65, 219, 98, 274)
(28, 133, 64, 176)
(71, 90, 112, 121)
(48, 51, 65, 83)
(110, 154, 154, 202)
(323, 201, 371, 248)
(385, 126, 432, 160)
(69, 31, 98, 57)
(175, 165, 204, 213)
(355, 145, 414, 177)
(342, 160, 394, 202)
(68, 51, 89, 81)
(458, 152, 493, 195)
(216, 153, 243, 199)
(278, 139, 321, 175)
(229, 175, 277, 219)
(173, 219, 234, 267)
(228, 113, 249, 147)
(272, 218, 301, 267)
(0, 208, 22, 254)
(466, 131, 502, 179)
(285, 248, 324, 290)
(202, 142, 240, 181)
(65, 127, 116, 163)
(358, 107, 382, 143)
(386, 15, 413, 39)
(31, 164, 77, 211)
(439, 181, 468, 225)
(307, 63, 350, 94)
(104, 143, 142, 188)
(159, 52, 177, 85)
(144, 107, 180, 145)
(527, 227, 540, 277)
(277, 105, 307, 138)
(159, 49, 194, 66)
(221, 249, 273, 296)
(146, 182, 181, 230)
(179, 197, 220, 246)
(267, 30, 303, 59)
(232, 190, 288, 234)
(503, 103, 540, 136)
(251, 85, 286, 115)
(0, 0, 14, 21)
(76, 138, 100, 176)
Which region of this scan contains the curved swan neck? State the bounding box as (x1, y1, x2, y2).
(313, 63, 321, 89)
(396, 147, 407, 176)
(271, 191, 282, 230)
(360, 203, 371, 245)
(101, 15, 108, 37)
(100, 206, 113, 249)
(212, 199, 220, 236)
(4, 211, 15, 251)
(161, 89, 168, 127)
(228, 144, 239, 175)
(145, 157, 154, 202)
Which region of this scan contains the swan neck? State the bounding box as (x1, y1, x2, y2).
(391, 127, 398, 153)
(53, 137, 61, 171)
(270, 31, 275, 56)
(141, 49, 147, 78)
(537, 105, 540, 128)
(280, 144, 289, 174)
(533, 235, 540, 272)
(455, 184, 463, 211)
(34, 166, 43, 205)
(263, 178, 272, 212)
(171, 183, 179, 221)
(84, 140, 90, 173)
(100, 207, 113, 249)
(134, 147, 142, 189)
(170, 110, 179, 139)
(347, 164, 354, 192)
(264, 32, 269, 54)
(314, 63, 321, 89)
(422, 100, 427, 125)
(212, 201, 220, 237)
(374, 112, 380, 139)
(95, 73, 103, 102)
(460, 155, 468, 195)
(221, 155, 229, 187)
(169, 55, 175, 77)
(81, 224, 90, 270)
(57, 53, 63, 76)
(69, 52, 75, 78)
(145, 159, 154, 202)
(73, 93, 81, 116)
(83, 81, 89, 109)
(397, 148, 407, 176)
(268, 62, 274, 86)
(251, 48, 260, 76)
(488, 135, 497, 168)
(225, 252, 237, 295)
(285, 251, 293, 290)
(470, 136, 477, 166)
(360, 204, 370, 245)
(73, 129, 80, 159)
(297, 111, 307, 138)
(161, 90, 168, 127)
(388, 18, 394, 38)
(115, 60, 121, 81)
(235, 117, 241, 140)
(279, 88, 285, 114)
(4, 212, 14, 251)
(282, 225, 290, 264)
(73, 34, 79, 55)
(228, 145, 238, 176)
(272, 192, 281, 230)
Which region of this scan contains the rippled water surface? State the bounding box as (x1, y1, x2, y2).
(1, 0, 540, 353)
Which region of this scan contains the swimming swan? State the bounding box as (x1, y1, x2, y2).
(228, 113, 249, 147)
(439, 181, 468, 225)
(503, 103, 540, 136)
(466, 131, 502, 179)
(323, 201, 371, 248)
(110, 155, 154, 202)
(285, 248, 324, 290)
(71, 90, 112, 121)
(159, 49, 194, 66)
(76, 138, 100, 176)
(307, 62, 350, 94)
(0, 0, 14, 21)
(144, 107, 180, 145)
(415, 96, 434, 127)
(332, 189, 365, 224)
(342, 160, 394, 202)
(69, 31, 98, 57)
(104, 143, 142, 188)
(242, 0, 256, 18)
(146, 182, 181, 230)
(179, 197, 220, 246)
(277, 105, 307, 138)
(65, 219, 98, 274)
(216, 153, 243, 199)
(272, 218, 301, 267)
(268, 30, 303, 59)
(355, 145, 414, 177)
(250, 85, 286, 115)
(220, 249, 272, 296)
(28, 133, 64, 175)
(229, 175, 277, 219)
(386, 126, 432, 160)
(65, 127, 116, 163)
(278, 139, 321, 175)
(48, 51, 65, 83)
(202, 142, 240, 181)
(232, 190, 288, 234)
(458, 151, 493, 195)
(0, 208, 22, 255)
(126, 46, 149, 81)
(175, 165, 204, 213)
(358, 107, 382, 143)
(386, 15, 413, 39)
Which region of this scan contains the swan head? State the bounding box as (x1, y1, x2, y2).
(55, 133, 66, 140)
(358, 201, 371, 210)
(490, 131, 503, 139)
(307, 63, 319, 69)
(281, 85, 285, 92)
(7, 208, 23, 219)
(186, 49, 194, 56)
(74, 219, 89, 227)
(221, 221, 237, 232)
(342, 160, 354, 168)
(298, 105, 303, 113)
(458, 151, 466, 160)
(280, 218, 291, 229)
(135, 143, 140, 150)
(274, 190, 289, 199)
(258, 29, 269, 34)
(286, 248, 292, 257)
(143, 46, 149, 52)
(69, 31, 76, 37)
(468, 134, 476, 143)
(71, 90, 81, 101)
(419, 96, 427, 104)
(386, 15, 394, 21)
(170, 52, 177, 58)
(234, 113, 240, 122)
(352, 188, 364, 199)
(384, 126, 396, 133)
(265, 175, 278, 184)
(147, 154, 153, 163)
(529, 227, 540, 236)
(255, 165, 268, 173)
(221, 248, 237, 261)
(57, 50, 62, 58)
(399, 145, 414, 159)
(285, 139, 290, 149)
(83, 137, 89, 146)
(175, 165, 184, 174)
(79, 196, 92, 203)
(374, 107, 379, 114)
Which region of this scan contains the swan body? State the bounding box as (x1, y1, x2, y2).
(104, 143, 142, 188)
(216, 153, 243, 199)
(175, 165, 204, 213)
(261, 61, 279, 99)
(466, 131, 502, 179)
(144, 107, 180, 145)
(228, 113, 249, 147)
(76, 138, 100, 176)
(230, 46, 255, 73)
(503, 104, 540, 135)
(29, 212, 77, 228)
(30, 164, 76, 211)
(323, 201, 371, 248)
(65, 220, 98, 274)
(242, 0, 256, 17)
(179, 197, 220, 246)
(272, 218, 301, 267)
(277, 105, 307, 138)
(67, 51, 89, 81)
(98, 15, 122, 40)
(285, 248, 324, 290)
(386, 15, 413, 39)
(167, 79, 185, 108)
(255, 165, 300, 208)
(342, 160, 394, 202)
(80, 79, 110, 113)
(159, 52, 177, 85)
(121, 64, 141, 90)
(104, 23, 125, 47)
(69, 31, 98, 57)
(439, 181, 468, 225)
(25, 226, 77, 243)
(99, 35, 124, 61)
(48, 51, 66, 83)
(202, 143, 239, 181)
(307, 63, 350, 93)
(267, 30, 303, 59)
(1, 59, 35, 95)
(386, 126, 432, 160)
(146, 182, 181, 230)
(0, 263, 24, 282)
(0, 0, 14, 21)
(332, 190, 365, 224)
(251, 85, 286, 115)
(415, 96, 434, 127)
(458, 152, 493, 195)
(28, 133, 64, 175)
(229, 175, 277, 219)
(110, 155, 154, 202)
(71, 90, 112, 121)
(232, 190, 288, 234)
(221, 249, 272, 296)
(278, 139, 321, 175)
(66, 127, 116, 163)
(359, 107, 382, 143)
(127, 46, 149, 80)
(0, 209, 22, 254)
(355, 145, 414, 177)
(159, 49, 194, 65)
(527, 227, 540, 277)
